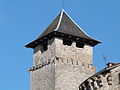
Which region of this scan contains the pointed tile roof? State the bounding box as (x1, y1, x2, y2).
(25, 9, 101, 48)
(39, 9, 94, 40)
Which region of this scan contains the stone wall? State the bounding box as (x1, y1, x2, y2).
(55, 58, 95, 90)
(79, 64, 120, 90)
(33, 38, 56, 66)
(55, 38, 93, 66)
(30, 57, 95, 90)
(33, 38, 93, 66)
(30, 62, 55, 90)
(30, 37, 95, 90)
(110, 66, 120, 90)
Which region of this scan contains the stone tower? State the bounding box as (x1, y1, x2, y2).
(26, 9, 101, 90)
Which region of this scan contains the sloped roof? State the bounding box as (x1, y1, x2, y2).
(39, 9, 97, 40)
(25, 9, 101, 48)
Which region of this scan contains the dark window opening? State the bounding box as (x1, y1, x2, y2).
(63, 39, 73, 46)
(76, 42, 85, 48)
(43, 41, 48, 51)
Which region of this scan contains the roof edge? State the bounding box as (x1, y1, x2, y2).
(55, 9, 64, 31)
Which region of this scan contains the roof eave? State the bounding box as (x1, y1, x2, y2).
(25, 31, 101, 48)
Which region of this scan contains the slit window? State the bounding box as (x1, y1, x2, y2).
(63, 39, 73, 46)
(76, 42, 85, 48)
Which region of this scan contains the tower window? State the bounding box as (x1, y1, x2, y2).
(63, 39, 73, 46)
(42, 41, 48, 51)
(76, 42, 85, 48)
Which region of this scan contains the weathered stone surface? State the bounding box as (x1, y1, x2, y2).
(33, 38, 93, 67)
(30, 38, 95, 90)
(33, 38, 56, 66)
(79, 64, 120, 90)
(30, 63, 55, 90)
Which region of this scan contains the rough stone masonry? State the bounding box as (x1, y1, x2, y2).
(29, 38, 96, 90)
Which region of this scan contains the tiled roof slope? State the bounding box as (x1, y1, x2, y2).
(25, 9, 101, 48)
(39, 9, 98, 41)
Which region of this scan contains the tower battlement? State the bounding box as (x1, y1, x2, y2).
(33, 38, 93, 67)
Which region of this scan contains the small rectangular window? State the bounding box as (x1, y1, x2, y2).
(63, 39, 72, 46)
(76, 42, 85, 48)
(43, 41, 48, 51)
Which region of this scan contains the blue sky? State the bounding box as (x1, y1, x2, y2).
(0, 0, 120, 90)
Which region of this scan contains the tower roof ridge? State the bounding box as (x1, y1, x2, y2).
(55, 9, 64, 31)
